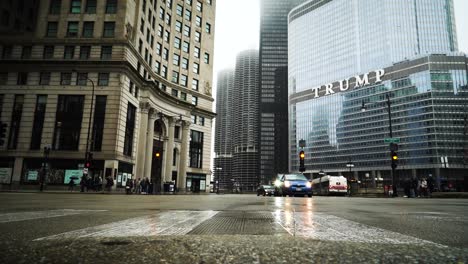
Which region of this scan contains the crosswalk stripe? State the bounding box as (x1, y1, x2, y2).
(35, 210, 218, 241)
(0, 209, 106, 223)
(273, 211, 446, 247)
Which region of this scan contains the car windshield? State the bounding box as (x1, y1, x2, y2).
(284, 174, 307, 181)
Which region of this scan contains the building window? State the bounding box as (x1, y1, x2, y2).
(207, 0, 212, 5)
(156, 42, 161, 55)
(76, 72, 88, 85)
(191, 96, 198, 106)
(183, 25, 190, 37)
(174, 126, 180, 139)
(180, 92, 187, 101)
(103, 22, 115, 37)
(53, 95, 84, 150)
(157, 24, 163, 36)
(167, 0, 172, 9)
(1, 45, 12, 59)
(163, 48, 168, 60)
(70, 0, 81, 14)
(49, 0, 61, 14)
(199, 116, 205, 126)
(43, 46, 54, 59)
(172, 71, 179, 83)
(194, 31, 201, 42)
(182, 57, 188, 69)
(204, 52, 209, 64)
(196, 1, 202, 12)
(39, 72, 51, 85)
(91, 95, 107, 151)
(164, 30, 170, 43)
(182, 41, 190, 53)
(186, 0, 192, 6)
(154, 61, 160, 74)
(123, 102, 136, 156)
(159, 7, 165, 19)
(1, 10, 10, 27)
(8, 95, 24, 150)
(85, 0, 96, 13)
(30, 95, 48, 150)
(174, 37, 181, 49)
(79, 46, 91, 59)
(161, 65, 167, 78)
(165, 13, 171, 25)
(17, 72, 28, 85)
(21, 46, 32, 59)
(194, 46, 200, 58)
(175, 20, 182, 32)
(105, 0, 117, 14)
(67, 21, 79, 37)
(171, 89, 179, 97)
(180, 74, 187, 87)
(191, 115, 197, 124)
(189, 130, 203, 168)
(195, 16, 201, 27)
(60, 72, 72, 85)
(82, 21, 94, 37)
(64, 46, 75, 59)
(205, 22, 211, 34)
(173, 53, 180, 66)
(176, 4, 183, 16)
(193, 62, 199, 74)
(140, 18, 144, 33)
(185, 9, 191, 21)
(98, 73, 110, 86)
(101, 45, 112, 60)
(46, 22, 58, 37)
(192, 78, 198, 91)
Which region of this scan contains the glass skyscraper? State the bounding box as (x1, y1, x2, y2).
(288, 0, 468, 191)
(259, 0, 307, 184)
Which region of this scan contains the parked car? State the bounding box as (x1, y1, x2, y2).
(257, 185, 276, 196)
(275, 174, 312, 197)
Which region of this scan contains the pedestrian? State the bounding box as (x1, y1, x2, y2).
(420, 178, 428, 197)
(148, 179, 153, 195)
(68, 178, 75, 192)
(140, 178, 147, 194)
(136, 178, 141, 194)
(125, 179, 133, 194)
(427, 176, 434, 197)
(411, 176, 418, 198)
(145, 177, 150, 194)
(80, 176, 85, 192)
(105, 176, 114, 193)
(97, 176, 103, 192)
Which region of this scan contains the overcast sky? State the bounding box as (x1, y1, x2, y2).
(213, 0, 468, 84)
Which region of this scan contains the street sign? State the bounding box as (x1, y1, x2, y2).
(384, 138, 400, 143)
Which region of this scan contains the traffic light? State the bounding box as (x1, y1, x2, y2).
(0, 121, 7, 146)
(391, 150, 398, 169)
(299, 150, 305, 172)
(85, 152, 93, 168)
(155, 152, 161, 158)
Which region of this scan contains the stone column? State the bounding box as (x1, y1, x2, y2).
(178, 121, 190, 192)
(136, 102, 150, 179)
(144, 110, 157, 180)
(164, 118, 175, 183)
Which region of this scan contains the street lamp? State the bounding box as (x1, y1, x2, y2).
(361, 93, 398, 197)
(73, 70, 95, 180)
(215, 167, 222, 194)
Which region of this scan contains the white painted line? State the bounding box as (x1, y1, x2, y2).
(0, 209, 107, 223)
(35, 210, 218, 241)
(273, 211, 446, 247)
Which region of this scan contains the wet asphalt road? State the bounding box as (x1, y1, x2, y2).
(0, 192, 467, 263)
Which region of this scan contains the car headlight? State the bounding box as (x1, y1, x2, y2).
(306, 182, 312, 188)
(284, 181, 291, 188)
(274, 180, 281, 187)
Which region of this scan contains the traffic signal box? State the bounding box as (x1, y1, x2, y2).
(299, 150, 305, 172)
(389, 143, 398, 169)
(85, 152, 93, 168)
(0, 121, 7, 146)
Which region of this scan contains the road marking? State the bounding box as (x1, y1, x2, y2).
(35, 210, 218, 241)
(273, 211, 445, 246)
(0, 209, 107, 223)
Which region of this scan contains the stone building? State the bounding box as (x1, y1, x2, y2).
(0, 0, 216, 193)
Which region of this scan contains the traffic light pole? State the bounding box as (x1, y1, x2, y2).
(386, 94, 397, 197)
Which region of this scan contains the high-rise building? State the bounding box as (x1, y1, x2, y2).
(0, 0, 216, 193)
(0, 0, 40, 33)
(232, 50, 259, 192)
(214, 69, 234, 190)
(288, 0, 468, 191)
(258, 0, 306, 184)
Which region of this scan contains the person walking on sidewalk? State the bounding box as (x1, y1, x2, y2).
(68, 178, 75, 192)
